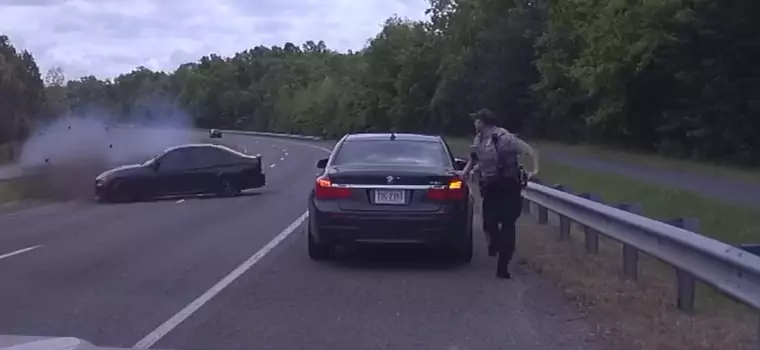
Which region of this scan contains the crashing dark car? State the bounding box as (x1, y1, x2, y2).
(209, 129, 222, 138)
(95, 144, 265, 203)
(307, 133, 473, 262)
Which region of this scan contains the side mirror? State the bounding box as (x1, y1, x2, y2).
(316, 158, 328, 169)
(453, 157, 468, 170)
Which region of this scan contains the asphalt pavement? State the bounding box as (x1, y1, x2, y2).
(0, 134, 603, 350)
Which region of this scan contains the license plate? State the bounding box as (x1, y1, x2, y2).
(374, 189, 406, 205)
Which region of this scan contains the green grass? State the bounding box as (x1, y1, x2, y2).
(537, 161, 760, 244)
(446, 137, 760, 244)
(532, 140, 760, 186)
(0, 180, 23, 203)
(0, 143, 15, 164)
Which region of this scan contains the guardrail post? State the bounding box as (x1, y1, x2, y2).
(579, 192, 602, 254)
(617, 203, 643, 280)
(522, 197, 531, 214)
(667, 217, 700, 312)
(553, 184, 572, 241)
(537, 203, 548, 225)
(527, 178, 548, 224)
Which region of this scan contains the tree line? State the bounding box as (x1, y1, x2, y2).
(1, 0, 758, 164)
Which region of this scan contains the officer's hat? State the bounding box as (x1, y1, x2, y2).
(469, 108, 498, 125)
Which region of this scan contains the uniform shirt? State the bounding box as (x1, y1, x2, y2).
(471, 127, 522, 183)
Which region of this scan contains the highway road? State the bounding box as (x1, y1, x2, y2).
(0, 134, 603, 350)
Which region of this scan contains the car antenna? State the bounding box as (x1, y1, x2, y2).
(390, 132, 396, 141)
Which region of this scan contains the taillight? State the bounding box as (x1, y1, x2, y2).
(426, 178, 467, 201)
(314, 176, 352, 199)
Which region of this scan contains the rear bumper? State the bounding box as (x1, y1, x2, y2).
(310, 206, 470, 246)
(245, 173, 266, 189)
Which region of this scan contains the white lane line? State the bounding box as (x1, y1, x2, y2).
(133, 212, 309, 349)
(279, 157, 285, 161)
(175, 199, 185, 204)
(284, 152, 288, 156)
(0, 245, 42, 261)
(270, 164, 276, 168)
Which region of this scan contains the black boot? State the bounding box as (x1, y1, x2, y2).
(488, 244, 498, 257)
(485, 232, 497, 257)
(496, 254, 511, 279)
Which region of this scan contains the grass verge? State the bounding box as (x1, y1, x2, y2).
(516, 213, 758, 350)
(535, 161, 760, 244)
(0, 142, 17, 164)
(532, 140, 760, 186)
(0, 180, 23, 203)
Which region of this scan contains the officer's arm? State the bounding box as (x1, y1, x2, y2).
(462, 141, 479, 176)
(513, 136, 539, 175)
(462, 150, 478, 175)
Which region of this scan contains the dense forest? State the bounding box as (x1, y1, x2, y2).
(1, 0, 759, 164)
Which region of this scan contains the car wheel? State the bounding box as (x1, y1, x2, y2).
(307, 221, 335, 261)
(112, 181, 137, 203)
(217, 177, 240, 197)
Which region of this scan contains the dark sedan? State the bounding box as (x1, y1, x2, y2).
(209, 129, 222, 138)
(307, 133, 474, 262)
(95, 143, 265, 203)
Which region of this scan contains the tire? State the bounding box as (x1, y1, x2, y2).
(450, 233, 473, 264)
(217, 177, 240, 197)
(112, 181, 138, 203)
(307, 220, 335, 261)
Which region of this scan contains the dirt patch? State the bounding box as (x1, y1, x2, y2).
(516, 210, 758, 350)
(17, 158, 135, 201)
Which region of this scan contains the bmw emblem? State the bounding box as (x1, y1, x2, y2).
(386, 176, 395, 184)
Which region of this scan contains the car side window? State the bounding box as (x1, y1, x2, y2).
(192, 147, 237, 167)
(157, 149, 191, 172)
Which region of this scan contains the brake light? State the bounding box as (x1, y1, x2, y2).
(314, 177, 352, 199)
(426, 178, 467, 201)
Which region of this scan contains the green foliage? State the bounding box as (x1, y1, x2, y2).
(1, 0, 758, 164)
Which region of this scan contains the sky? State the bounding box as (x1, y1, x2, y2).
(0, 0, 429, 80)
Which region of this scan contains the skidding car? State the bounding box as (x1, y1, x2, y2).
(307, 133, 474, 262)
(95, 144, 265, 203)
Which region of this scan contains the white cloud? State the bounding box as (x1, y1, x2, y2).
(0, 0, 429, 79)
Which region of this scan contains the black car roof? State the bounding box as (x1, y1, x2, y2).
(343, 133, 443, 142)
(164, 143, 248, 156)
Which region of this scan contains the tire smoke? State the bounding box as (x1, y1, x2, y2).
(16, 107, 200, 201)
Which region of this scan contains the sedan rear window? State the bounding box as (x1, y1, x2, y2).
(332, 140, 450, 167)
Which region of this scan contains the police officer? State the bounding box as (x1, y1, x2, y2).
(462, 109, 539, 279)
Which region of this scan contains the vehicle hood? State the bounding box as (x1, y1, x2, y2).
(96, 164, 147, 180)
(0, 335, 173, 350)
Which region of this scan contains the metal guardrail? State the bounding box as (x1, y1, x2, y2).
(520, 182, 760, 346)
(217, 129, 324, 141)
(523, 183, 760, 306)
